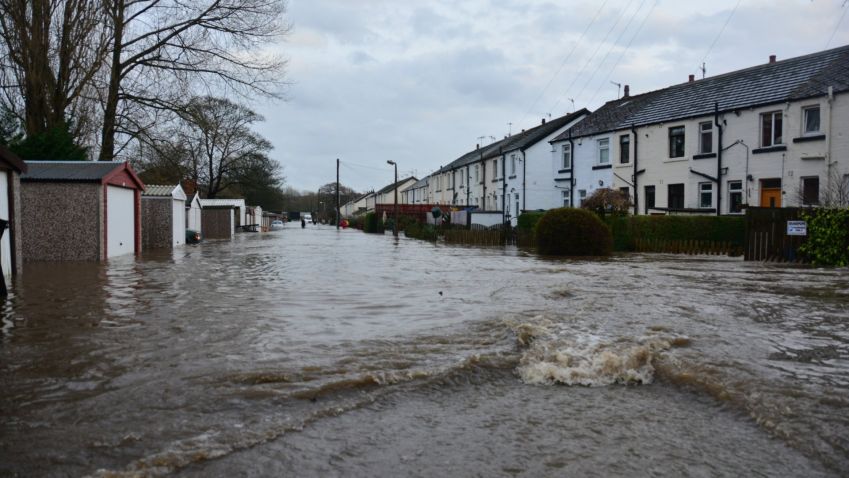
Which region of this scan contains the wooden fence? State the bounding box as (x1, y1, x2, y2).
(633, 238, 740, 255)
(744, 207, 808, 262)
(443, 229, 505, 246)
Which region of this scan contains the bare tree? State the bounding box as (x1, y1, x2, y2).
(140, 96, 275, 199)
(99, 0, 289, 161)
(0, 0, 109, 139)
(794, 168, 849, 208)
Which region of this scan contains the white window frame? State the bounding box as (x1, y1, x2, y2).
(761, 111, 783, 147)
(597, 138, 610, 165)
(510, 154, 517, 175)
(562, 189, 571, 207)
(669, 126, 685, 158)
(561, 143, 572, 170)
(699, 121, 713, 154)
(699, 182, 713, 208)
(802, 105, 821, 136)
(578, 189, 587, 206)
(493, 159, 498, 179)
(619, 134, 630, 164)
(728, 180, 743, 214)
(475, 164, 480, 183)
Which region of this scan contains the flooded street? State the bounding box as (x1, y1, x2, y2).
(2, 224, 848, 477)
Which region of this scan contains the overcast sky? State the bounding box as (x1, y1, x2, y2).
(252, 0, 849, 193)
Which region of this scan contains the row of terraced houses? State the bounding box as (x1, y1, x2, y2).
(344, 46, 849, 226)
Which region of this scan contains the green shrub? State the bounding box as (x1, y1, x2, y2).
(535, 208, 612, 256)
(798, 209, 849, 266)
(517, 211, 546, 232)
(605, 215, 744, 251)
(364, 212, 384, 233)
(404, 221, 438, 241)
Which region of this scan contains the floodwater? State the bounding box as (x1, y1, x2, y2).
(1, 224, 848, 477)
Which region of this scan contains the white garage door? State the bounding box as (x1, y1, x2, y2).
(107, 186, 135, 258)
(172, 199, 185, 247)
(0, 171, 10, 278)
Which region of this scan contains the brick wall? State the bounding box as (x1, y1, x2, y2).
(21, 182, 102, 261)
(141, 198, 173, 250)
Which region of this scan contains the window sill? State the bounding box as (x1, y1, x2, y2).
(491, 179, 500, 183)
(557, 168, 572, 173)
(615, 163, 630, 168)
(508, 175, 517, 179)
(792, 134, 825, 143)
(592, 164, 612, 170)
(663, 157, 688, 163)
(752, 145, 787, 154)
(554, 177, 571, 182)
(693, 152, 717, 160)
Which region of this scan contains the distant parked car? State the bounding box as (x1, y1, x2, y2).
(303, 213, 313, 223)
(186, 229, 202, 244)
(270, 220, 285, 231)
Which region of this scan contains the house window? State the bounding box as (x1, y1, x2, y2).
(644, 185, 656, 214)
(668, 183, 685, 209)
(802, 176, 820, 205)
(515, 193, 520, 217)
(699, 122, 713, 154)
(803, 106, 820, 135)
(493, 159, 498, 179)
(578, 189, 587, 206)
(668, 126, 685, 158)
(699, 182, 713, 208)
(475, 165, 480, 183)
(561, 143, 572, 169)
(728, 181, 743, 213)
(510, 154, 517, 175)
(761, 111, 783, 147)
(562, 189, 571, 207)
(598, 139, 610, 164)
(619, 187, 630, 200)
(619, 135, 630, 164)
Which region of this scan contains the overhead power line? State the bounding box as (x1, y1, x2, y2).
(700, 0, 742, 70)
(826, 1, 848, 48)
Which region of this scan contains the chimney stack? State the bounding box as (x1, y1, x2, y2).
(769, 55, 776, 64)
(476, 143, 479, 150)
(623, 85, 630, 97)
(541, 118, 546, 125)
(688, 74, 695, 83)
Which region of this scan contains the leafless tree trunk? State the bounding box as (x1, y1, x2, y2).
(0, 0, 108, 138)
(98, 0, 289, 161)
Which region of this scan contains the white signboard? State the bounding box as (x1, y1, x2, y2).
(786, 220, 807, 236)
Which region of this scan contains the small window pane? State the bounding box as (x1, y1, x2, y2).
(598, 139, 609, 164)
(619, 135, 630, 164)
(699, 183, 712, 208)
(804, 107, 820, 134)
(699, 122, 713, 154)
(761, 113, 772, 146)
(802, 177, 820, 205)
(774, 113, 782, 144)
(669, 127, 685, 157)
(562, 144, 572, 169)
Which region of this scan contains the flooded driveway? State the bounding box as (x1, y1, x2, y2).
(2, 224, 848, 476)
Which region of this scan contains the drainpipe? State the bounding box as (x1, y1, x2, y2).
(481, 151, 486, 210)
(501, 147, 506, 225)
(521, 149, 527, 212)
(827, 86, 834, 197)
(714, 102, 723, 216)
(466, 165, 471, 206)
(630, 124, 639, 215)
(568, 130, 576, 207)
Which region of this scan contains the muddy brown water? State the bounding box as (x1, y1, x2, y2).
(1, 224, 848, 477)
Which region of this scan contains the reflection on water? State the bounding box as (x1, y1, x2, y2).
(1, 224, 847, 476)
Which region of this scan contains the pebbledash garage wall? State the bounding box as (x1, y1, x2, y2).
(21, 161, 145, 261)
(141, 184, 187, 250)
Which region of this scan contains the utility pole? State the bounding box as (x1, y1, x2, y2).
(336, 158, 340, 229)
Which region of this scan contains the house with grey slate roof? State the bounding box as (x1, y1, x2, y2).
(607, 46, 849, 214)
(21, 161, 145, 261)
(426, 109, 589, 225)
(141, 184, 187, 250)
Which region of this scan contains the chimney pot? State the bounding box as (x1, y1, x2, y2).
(476, 143, 479, 150)
(541, 118, 546, 125)
(688, 74, 695, 83)
(769, 55, 776, 64)
(623, 85, 630, 97)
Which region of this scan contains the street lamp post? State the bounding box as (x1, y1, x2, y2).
(387, 160, 398, 236)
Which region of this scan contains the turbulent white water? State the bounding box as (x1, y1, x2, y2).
(1, 224, 847, 476)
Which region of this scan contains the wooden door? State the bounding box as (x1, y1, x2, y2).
(760, 188, 781, 208)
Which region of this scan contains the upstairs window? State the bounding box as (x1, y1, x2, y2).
(510, 154, 517, 175)
(619, 135, 630, 164)
(803, 106, 820, 135)
(493, 159, 498, 178)
(699, 121, 713, 154)
(669, 126, 685, 158)
(761, 111, 783, 147)
(561, 143, 572, 170)
(460, 169, 464, 186)
(475, 165, 480, 183)
(597, 138, 610, 164)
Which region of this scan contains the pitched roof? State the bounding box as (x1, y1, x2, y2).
(199, 198, 245, 208)
(410, 177, 429, 189)
(436, 109, 590, 173)
(22, 161, 128, 182)
(0, 145, 27, 173)
(377, 177, 417, 195)
(554, 44, 849, 140)
(143, 184, 179, 197)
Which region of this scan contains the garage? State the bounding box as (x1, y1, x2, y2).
(141, 184, 187, 250)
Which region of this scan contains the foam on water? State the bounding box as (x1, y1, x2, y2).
(510, 315, 687, 386)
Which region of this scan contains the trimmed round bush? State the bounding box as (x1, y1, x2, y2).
(535, 208, 613, 256)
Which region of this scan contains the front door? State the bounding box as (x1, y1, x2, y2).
(760, 178, 782, 208)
